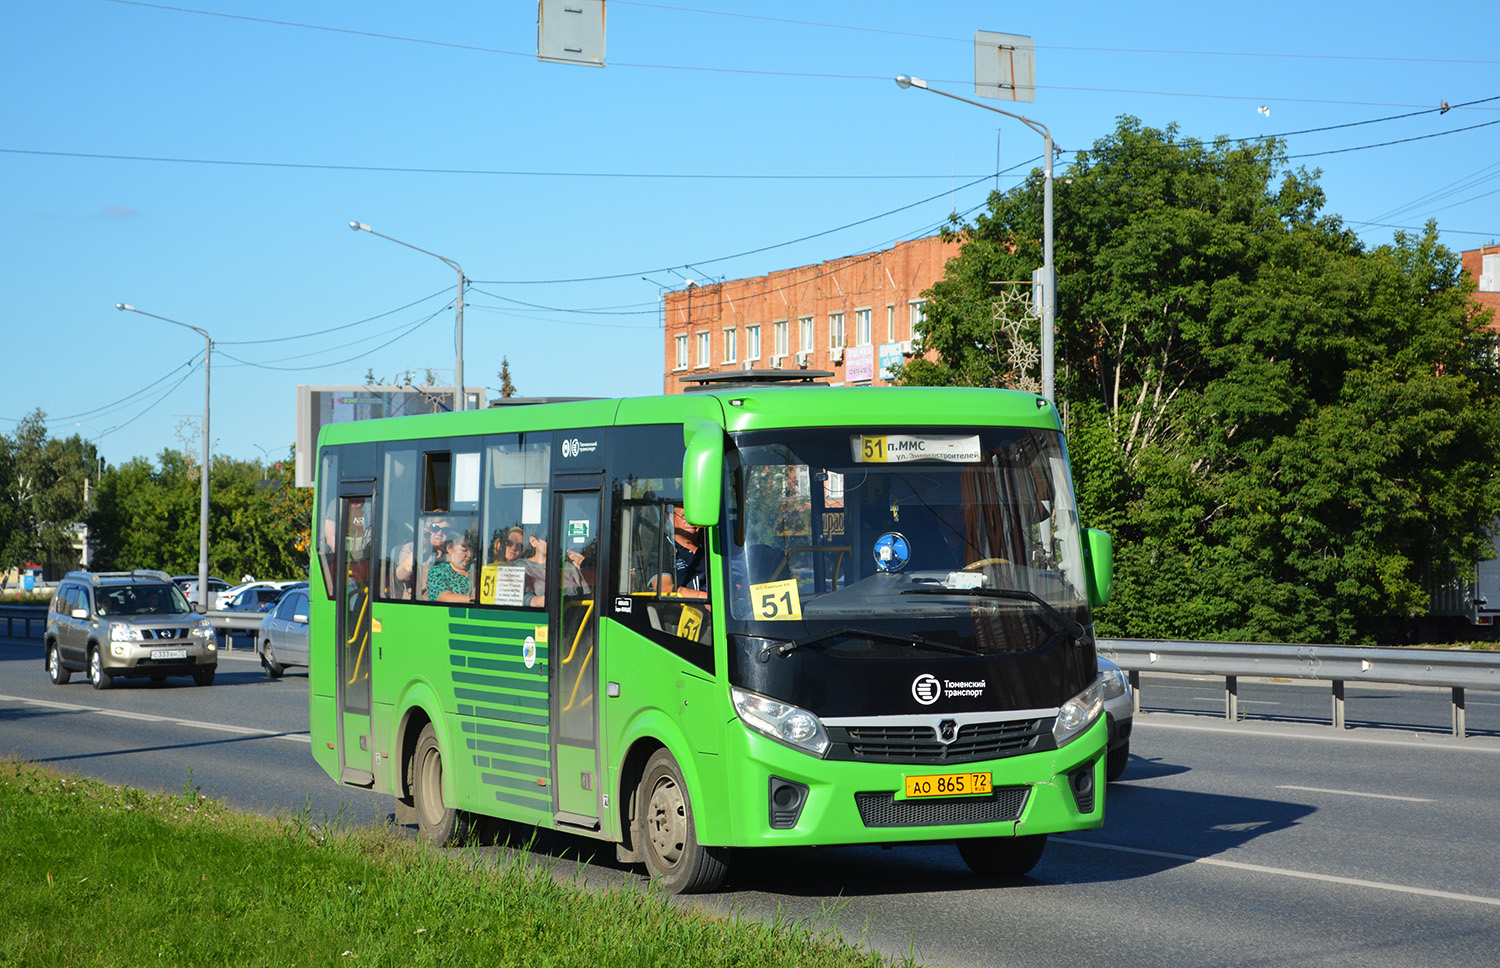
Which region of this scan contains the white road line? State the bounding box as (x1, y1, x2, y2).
(1277, 784, 1432, 803)
(1054, 838, 1500, 908)
(0, 692, 304, 742)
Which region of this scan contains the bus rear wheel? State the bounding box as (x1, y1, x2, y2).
(412, 723, 473, 846)
(957, 834, 1047, 877)
(636, 749, 727, 894)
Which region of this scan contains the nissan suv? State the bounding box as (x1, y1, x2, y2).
(44, 570, 219, 689)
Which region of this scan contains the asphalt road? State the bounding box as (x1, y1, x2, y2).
(4, 633, 1498, 967)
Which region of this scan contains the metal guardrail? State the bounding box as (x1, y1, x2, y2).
(1098, 637, 1500, 739)
(0, 605, 48, 638)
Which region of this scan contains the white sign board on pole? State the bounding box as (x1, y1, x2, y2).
(974, 31, 1035, 103)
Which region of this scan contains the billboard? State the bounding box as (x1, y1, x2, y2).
(294, 385, 483, 487)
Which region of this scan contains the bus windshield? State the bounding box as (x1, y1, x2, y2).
(725, 426, 1091, 657)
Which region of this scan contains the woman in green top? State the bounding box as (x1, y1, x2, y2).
(426, 535, 474, 603)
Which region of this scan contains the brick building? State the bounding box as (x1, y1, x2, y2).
(660, 235, 957, 392)
(1462, 245, 1500, 329)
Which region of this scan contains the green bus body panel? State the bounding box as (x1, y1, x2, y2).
(311, 384, 1098, 854)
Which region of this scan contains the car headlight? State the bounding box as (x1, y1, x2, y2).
(1099, 666, 1130, 702)
(110, 624, 142, 643)
(731, 686, 830, 757)
(1052, 677, 1105, 747)
(190, 621, 215, 639)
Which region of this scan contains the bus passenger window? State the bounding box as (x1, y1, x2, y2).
(426, 531, 477, 604)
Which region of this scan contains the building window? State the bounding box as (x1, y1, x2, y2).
(799, 316, 814, 353)
(774, 319, 788, 358)
(829, 312, 845, 349)
(887, 304, 896, 342)
(909, 299, 926, 331)
(855, 308, 871, 346)
(696, 331, 710, 368)
(747, 324, 761, 361)
(1481, 253, 1499, 292)
(723, 327, 737, 363)
(674, 334, 688, 371)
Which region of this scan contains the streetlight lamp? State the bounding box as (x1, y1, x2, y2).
(348, 221, 469, 412)
(895, 74, 1056, 403)
(115, 303, 213, 610)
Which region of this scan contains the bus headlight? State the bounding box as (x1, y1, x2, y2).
(1052, 677, 1105, 747)
(731, 686, 830, 757)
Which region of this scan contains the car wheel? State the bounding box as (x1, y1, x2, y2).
(262, 640, 284, 678)
(636, 748, 727, 893)
(1106, 740, 1130, 782)
(192, 667, 215, 686)
(88, 648, 112, 691)
(957, 834, 1047, 877)
(47, 643, 71, 685)
(411, 723, 473, 846)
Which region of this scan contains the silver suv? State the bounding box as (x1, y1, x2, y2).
(44, 571, 219, 689)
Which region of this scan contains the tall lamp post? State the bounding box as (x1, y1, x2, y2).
(73, 422, 114, 570)
(348, 221, 468, 412)
(895, 74, 1056, 403)
(115, 303, 213, 610)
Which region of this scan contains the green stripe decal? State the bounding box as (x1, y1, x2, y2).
(447, 613, 552, 806)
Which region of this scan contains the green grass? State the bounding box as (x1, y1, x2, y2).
(0, 757, 906, 968)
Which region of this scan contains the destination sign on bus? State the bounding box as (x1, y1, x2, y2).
(854, 434, 981, 463)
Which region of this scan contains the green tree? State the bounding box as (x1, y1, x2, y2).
(910, 116, 1500, 644)
(0, 411, 94, 580)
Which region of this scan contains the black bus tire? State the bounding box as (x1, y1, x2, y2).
(412, 723, 473, 846)
(636, 749, 727, 894)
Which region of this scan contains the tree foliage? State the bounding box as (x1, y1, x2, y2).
(0, 411, 94, 578)
(908, 116, 1500, 644)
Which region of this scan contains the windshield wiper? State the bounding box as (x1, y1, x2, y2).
(778, 626, 981, 657)
(901, 587, 1087, 640)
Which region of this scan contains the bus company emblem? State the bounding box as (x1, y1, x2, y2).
(561, 437, 598, 459)
(613, 596, 633, 614)
(912, 673, 941, 705)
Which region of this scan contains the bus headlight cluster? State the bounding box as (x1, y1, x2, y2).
(731, 686, 830, 757)
(1052, 677, 1105, 747)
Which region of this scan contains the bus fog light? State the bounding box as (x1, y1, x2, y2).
(1052, 678, 1104, 747)
(732, 686, 830, 757)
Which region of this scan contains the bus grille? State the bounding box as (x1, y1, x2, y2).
(836, 719, 1047, 764)
(854, 787, 1029, 828)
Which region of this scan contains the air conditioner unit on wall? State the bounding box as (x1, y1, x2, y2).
(795, 351, 810, 368)
(899, 339, 914, 355)
(830, 347, 844, 363)
(769, 356, 783, 369)
(743, 360, 754, 370)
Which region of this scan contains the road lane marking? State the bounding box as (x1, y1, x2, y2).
(1054, 838, 1500, 908)
(1277, 784, 1432, 803)
(0, 692, 308, 743)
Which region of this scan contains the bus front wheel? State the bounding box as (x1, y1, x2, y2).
(412, 723, 473, 846)
(636, 749, 727, 894)
(957, 834, 1047, 877)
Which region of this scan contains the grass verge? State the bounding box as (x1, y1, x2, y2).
(0, 757, 905, 968)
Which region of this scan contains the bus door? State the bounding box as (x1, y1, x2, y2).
(336, 483, 376, 787)
(550, 477, 603, 828)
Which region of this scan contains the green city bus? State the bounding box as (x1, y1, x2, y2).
(309, 375, 1115, 893)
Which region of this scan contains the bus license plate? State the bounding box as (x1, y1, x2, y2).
(904, 771, 992, 798)
(151, 649, 188, 660)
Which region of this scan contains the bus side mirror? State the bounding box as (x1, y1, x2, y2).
(682, 418, 723, 527)
(1084, 528, 1113, 609)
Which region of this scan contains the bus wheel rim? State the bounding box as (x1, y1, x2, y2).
(646, 775, 686, 868)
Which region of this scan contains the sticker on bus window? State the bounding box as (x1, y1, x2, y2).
(677, 605, 704, 640)
(853, 434, 982, 464)
(568, 520, 590, 544)
(750, 578, 802, 621)
(482, 564, 527, 606)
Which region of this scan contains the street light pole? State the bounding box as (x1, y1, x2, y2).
(116, 303, 213, 610)
(895, 74, 1056, 403)
(348, 222, 468, 412)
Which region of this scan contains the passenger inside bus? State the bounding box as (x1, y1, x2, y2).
(491, 525, 547, 606)
(425, 534, 475, 603)
(650, 504, 709, 600)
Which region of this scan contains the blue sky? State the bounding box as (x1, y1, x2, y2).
(4, 1, 1496, 469)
